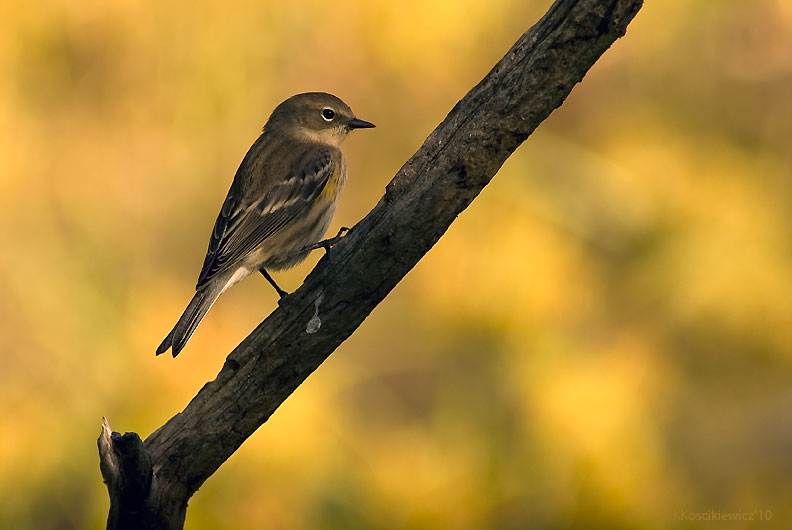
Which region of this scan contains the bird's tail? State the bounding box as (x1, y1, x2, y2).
(156, 282, 224, 357)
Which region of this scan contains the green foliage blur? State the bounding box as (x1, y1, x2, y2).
(1, 1, 791, 528)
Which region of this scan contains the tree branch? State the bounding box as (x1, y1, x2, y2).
(99, 1, 643, 527)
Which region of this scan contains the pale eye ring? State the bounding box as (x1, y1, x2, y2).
(321, 108, 335, 121)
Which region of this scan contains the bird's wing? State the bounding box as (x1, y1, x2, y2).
(195, 146, 335, 289)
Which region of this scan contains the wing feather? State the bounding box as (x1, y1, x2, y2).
(195, 146, 334, 289)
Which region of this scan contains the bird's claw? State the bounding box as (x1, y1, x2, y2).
(276, 292, 289, 306)
(312, 227, 350, 253)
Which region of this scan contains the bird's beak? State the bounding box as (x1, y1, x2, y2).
(348, 118, 376, 129)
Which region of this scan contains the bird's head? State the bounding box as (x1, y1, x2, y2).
(267, 92, 375, 146)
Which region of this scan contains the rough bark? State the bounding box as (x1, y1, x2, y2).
(98, 1, 643, 527)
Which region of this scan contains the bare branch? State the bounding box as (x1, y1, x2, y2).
(99, 1, 643, 527)
(98, 418, 161, 530)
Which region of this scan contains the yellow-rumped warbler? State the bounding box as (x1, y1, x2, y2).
(157, 92, 374, 357)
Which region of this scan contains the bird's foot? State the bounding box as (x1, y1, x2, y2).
(260, 268, 290, 302)
(312, 227, 350, 253)
(276, 289, 289, 306)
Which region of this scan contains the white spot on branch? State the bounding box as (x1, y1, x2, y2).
(306, 292, 324, 334)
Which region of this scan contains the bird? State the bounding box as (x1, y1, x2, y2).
(156, 92, 375, 357)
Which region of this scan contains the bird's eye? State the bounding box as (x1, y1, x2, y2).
(321, 108, 335, 121)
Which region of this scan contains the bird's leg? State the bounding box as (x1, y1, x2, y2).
(309, 227, 350, 254)
(259, 268, 289, 301)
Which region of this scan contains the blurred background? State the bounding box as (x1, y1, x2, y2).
(1, 0, 791, 528)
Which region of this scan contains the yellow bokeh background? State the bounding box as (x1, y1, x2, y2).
(1, 1, 791, 528)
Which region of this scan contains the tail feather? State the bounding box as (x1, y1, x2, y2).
(156, 282, 224, 357)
